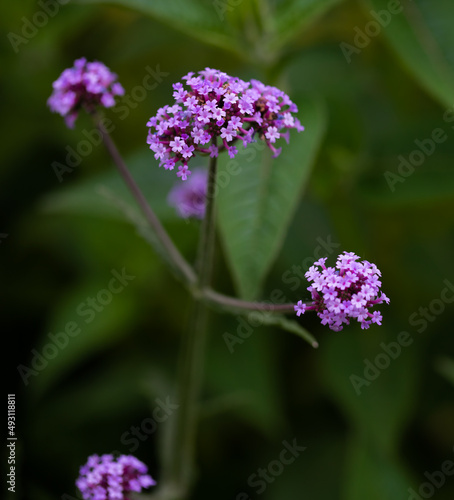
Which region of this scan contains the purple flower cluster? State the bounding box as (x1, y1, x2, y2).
(168, 168, 207, 219)
(48, 58, 124, 128)
(146, 68, 304, 180)
(294, 251, 389, 331)
(76, 454, 155, 500)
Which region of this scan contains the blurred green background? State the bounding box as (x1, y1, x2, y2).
(3, 0, 454, 499)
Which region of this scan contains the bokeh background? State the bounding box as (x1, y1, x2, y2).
(3, 0, 454, 499)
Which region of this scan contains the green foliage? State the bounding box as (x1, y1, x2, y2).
(4, 0, 454, 499)
(366, 0, 454, 108)
(217, 97, 326, 299)
(272, 0, 345, 50)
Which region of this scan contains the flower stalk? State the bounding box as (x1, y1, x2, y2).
(93, 113, 197, 288)
(160, 150, 218, 499)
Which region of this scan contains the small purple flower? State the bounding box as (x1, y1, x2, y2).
(168, 168, 207, 219)
(76, 454, 155, 500)
(48, 58, 124, 128)
(146, 68, 304, 180)
(295, 251, 389, 331)
(294, 300, 306, 317)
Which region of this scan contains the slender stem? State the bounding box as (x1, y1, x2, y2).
(196, 153, 218, 287)
(200, 288, 307, 313)
(93, 113, 197, 287)
(161, 152, 219, 499)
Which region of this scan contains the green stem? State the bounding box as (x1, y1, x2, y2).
(161, 152, 218, 499)
(196, 154, 218, 286)
(94, 113, 197, 287)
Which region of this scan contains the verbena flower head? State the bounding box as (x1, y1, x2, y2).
(48, 57, 124, 128)
(146, 67, 304, 180)
(76, 454, 155, 500)
(168, 167, 207, 218)
(294, 251, 390, 331)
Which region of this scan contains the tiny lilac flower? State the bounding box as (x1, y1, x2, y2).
(48, 58, 124, 128)
(146, 68, 304, 180)
(177, 164, 191, 181)
(227, 145, 238, 158)
(168, 168, 207, 219)
(295, 251, 389, 331)
(221, 127, 235, 142)
(265, 126, 280, 143)
(208, 144, 219, 158)
(170, 136, 185, 153)
(294, 300, 306, 317)
(76, 454, 155, 500)
(181, 143, 195, 159)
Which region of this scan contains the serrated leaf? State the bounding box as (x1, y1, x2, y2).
(365, 0, 454, 107)
(217, 96, 326, 300)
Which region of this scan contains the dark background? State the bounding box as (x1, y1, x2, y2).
(3, 0, 454, 499)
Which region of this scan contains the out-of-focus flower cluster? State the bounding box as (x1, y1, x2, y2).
(168, 168, 207, 219)
(146, 67, 304, 180)
(76, 454, 155, 500)
(48, 58, 124, 128)
(294, 251, 389, 331)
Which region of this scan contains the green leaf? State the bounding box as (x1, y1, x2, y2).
(217, 96, 326, 300)
(272, 0, 345, 50)
(320, 327, 419, 453)
(205, 318, 284, 436)
(30, 278, 138, 397)
(365, 0, 454, 107)
(259, 314, 318, 348)
(41, 150, 200, 283)
(76, 0, 245, 56)
(358, 164, 454, 208)
(343, 436, 412, 500)
(41, 150, 178, 221)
